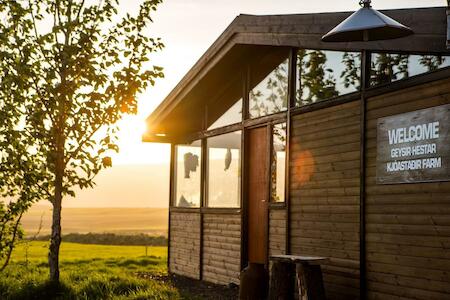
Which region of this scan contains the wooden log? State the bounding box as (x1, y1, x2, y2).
(269, 261, 296, 300)
(297, 264, 326, 300)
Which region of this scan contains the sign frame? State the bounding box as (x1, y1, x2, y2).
(376, 104, 450, 185)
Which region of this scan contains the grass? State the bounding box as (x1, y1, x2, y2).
(0, 241, 186, 300)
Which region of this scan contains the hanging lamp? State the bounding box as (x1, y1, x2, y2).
(322, 0, 413, 42)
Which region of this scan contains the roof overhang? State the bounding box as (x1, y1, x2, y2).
(143, 7, 450, 143)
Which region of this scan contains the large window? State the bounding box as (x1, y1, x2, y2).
(249, 59, 289, 119)
(370, 53, 450, 87)
(207, 131, 241, 207)
(174, 141, 201, 207)
(207, 73, 243, 130)
(296, 50, 361, 107)
(208, 98, 242, 130)
(271, 123, 286, 203)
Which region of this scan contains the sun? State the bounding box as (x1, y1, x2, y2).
(111, 115, 170, 165)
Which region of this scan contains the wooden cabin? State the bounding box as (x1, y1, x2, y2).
(143, 6, 450, 300)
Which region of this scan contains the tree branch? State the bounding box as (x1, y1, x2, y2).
(30, 77, 56, 125)
(75, 0, 85, 21)
(28, 0, 58, 72)
(64, 120, 104, 165)
(17, 212, 44, 246)
(0, 211, 24, 271)
(53, 1, 60, 46)
(37, 182, 53, 201)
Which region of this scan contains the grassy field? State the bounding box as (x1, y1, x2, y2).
(0, 241, 190, 300)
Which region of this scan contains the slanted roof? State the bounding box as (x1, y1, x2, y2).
(143, 6, 450, 143)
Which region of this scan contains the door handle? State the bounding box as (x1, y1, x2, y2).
(261, 199, 266, 202)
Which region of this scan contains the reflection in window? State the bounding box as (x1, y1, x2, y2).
(271, 123, 286, 203)
(207, 131, 241, 207)
(249, 59, 289, 118)
(370, 53, 450, 86)
(208, 98, 242, 130)
(174, 141, 201, 207)
(296, 50, 361, 106)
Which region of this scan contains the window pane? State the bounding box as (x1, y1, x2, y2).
(370, 53, 450, 86)
(271, 123, 286, 203)
(208, 98, 242, 130)
(174, 141, 201, 207)
(296, 50, 361, 107)
(249, 59, 289, 118)
(207, 131, 241, 207)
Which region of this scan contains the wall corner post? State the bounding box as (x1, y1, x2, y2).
(360, 50, 371, 300)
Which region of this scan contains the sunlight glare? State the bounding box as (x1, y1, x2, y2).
(112, 115, 170, 165)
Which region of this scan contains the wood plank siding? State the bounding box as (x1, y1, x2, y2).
(289, 100, 361, 300)
(269, 208, 287, 256)
(365, 77, 450, 300)
(167, 77, 450, 298)
(202, 213, 241, 285)
(169, 212, 201, 279)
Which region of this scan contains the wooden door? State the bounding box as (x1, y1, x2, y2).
(247, 126, 269, 264)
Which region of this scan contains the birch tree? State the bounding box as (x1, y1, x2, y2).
(0, 0, 164, 281)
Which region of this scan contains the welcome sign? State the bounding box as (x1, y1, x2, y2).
(377, 104, 450, 184)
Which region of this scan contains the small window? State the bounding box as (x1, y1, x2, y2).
(370, 53, 450, 86)
(207, 131, 241, 207)
(271, 123, 286, 203)
(208, 98, 242, 130)
(174, 141, 201, 207)
(296, 50, 361, 107)
(249, 59, 289, 119)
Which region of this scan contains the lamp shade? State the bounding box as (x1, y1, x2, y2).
(322, 2, 413, 42)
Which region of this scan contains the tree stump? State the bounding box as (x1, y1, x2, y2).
(269, 261, 296, 300)
(269, 255, 327, 300)
(297, 263, 326, 300)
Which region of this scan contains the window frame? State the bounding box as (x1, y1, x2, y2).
(207, 98, 244, 131)
(369, 51, 450, 88)
(269, 121, 288, 204)
(169, 47, 450, 212)
(295, 49, 363, 108)
(204, 70, 246, 132)
(248, 57, 290, 119)
(205, 130, 243, 209)
(172, 140, 203, 208)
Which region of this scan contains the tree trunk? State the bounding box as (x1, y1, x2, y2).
(49, 21, 69, 280)
(49, 189, 62, 282)
(49, 135, 64, 282)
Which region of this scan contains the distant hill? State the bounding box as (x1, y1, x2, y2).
(20, 159, 243, 237)
(20, 163, 170, 236)
(22, 206, 168, 236)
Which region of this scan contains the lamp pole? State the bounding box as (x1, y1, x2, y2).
(359, 0, 371, 8)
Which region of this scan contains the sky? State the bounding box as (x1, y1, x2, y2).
(63, 0, 445, 207)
